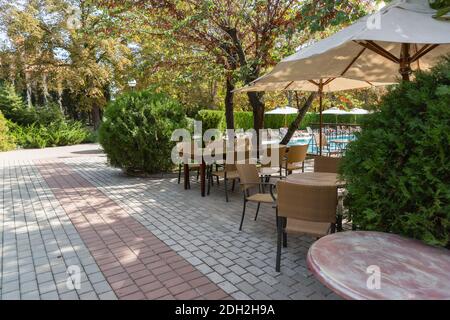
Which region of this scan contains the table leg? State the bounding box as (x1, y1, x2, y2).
(183, 163, 189, 190)
(200, 162, 206, 197)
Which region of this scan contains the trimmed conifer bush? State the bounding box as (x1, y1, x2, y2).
(99, 89, 187, 175)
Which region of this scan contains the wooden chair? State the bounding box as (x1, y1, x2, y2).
(236, 164, 277, 231)
(275, 181, 337, 272)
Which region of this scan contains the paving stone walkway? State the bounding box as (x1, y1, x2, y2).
(0, 144, 340, 300)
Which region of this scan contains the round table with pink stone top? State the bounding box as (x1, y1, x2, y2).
(307, 231, 450, 300)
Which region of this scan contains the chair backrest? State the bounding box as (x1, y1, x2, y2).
(224, 150, 254, 172)
(286, 144, 308, 164)
(314, 155, 341, 173)
(260, 144, 286, 168)
(277, 181, 337, 223)
(177, 141, 199, 162)
(236, 164, 260, 191)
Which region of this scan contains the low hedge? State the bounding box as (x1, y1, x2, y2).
(8, 120, 90, 149)
(0, 111, 15, 151)
(196, 109, 365, 131)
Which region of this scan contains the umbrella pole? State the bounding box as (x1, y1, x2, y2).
(400, 43, 411, 82)
(319, 81, 323, 156)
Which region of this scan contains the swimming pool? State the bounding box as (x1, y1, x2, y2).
(288, 134, 356, 154)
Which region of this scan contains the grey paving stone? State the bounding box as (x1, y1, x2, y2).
(0, 150, 349, 301)
(79, 291, 98, 300)
(2, 290, 21, 300)
(59, 291, 79, 300)
(98, 291, 118, 300)
(21, 290, 41, 300)
(92, 281, 113, 295)
(20, 280, 38, 293)
(217, 281, 238, 294)
(40, 291, 59, 300)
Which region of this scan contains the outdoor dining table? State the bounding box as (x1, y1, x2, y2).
(307, 231, 450, 300)
(182, 147, 254, 197)
(286, 172, 345, 187)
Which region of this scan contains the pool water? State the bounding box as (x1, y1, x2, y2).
(288, 135, 356, 154)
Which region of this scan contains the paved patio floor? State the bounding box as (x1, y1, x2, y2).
(0, 144, 340, 300)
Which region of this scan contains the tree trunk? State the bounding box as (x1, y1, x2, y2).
(25, 70, 32, 108)
(280, 92, 316, 145)
(247, 91, 264, 150)
(224, 75, 235, 130)
(92, 105, 101, 130)
(42, 73, 49, 105)
(57, 80, 64, 113)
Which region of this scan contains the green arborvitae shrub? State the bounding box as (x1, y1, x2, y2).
(196, 110, 224, 133)
(0, 111, 15, 151)
(340, 56, 450, 248)
(99, 89, 187, 175)
(0, 82, 36, 125)
(0, 83, 65, 126)
(234, 111, 254, 130)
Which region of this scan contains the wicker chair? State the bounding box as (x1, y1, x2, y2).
(208, 149, 251, 202)
(313, 133, 342, 156)
(176, 142, 200, 188)
(314, 155, 342, 173)
(259, 144, 287, 180)
(282, 144, 308, 176)
(275, 181, 337, 272)
(236, 164, 276, 231)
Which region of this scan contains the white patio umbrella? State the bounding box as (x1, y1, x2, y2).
(348, 107, 370, 115)
(265, 106, 298, 127)
(255, 0, 450, 83)
(323, 107, 349, 123)
(235, 77, 390, 154)
(265, 106, 299, 115)
(348, 107, 370, 123)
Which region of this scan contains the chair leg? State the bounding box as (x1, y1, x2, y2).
(231, 179, 235, 192)
(196, 169, 199, 181)
(178, 164, 182, 184)
(282, 217, 287, 248)
(275, 207, 278, 227)
(254, 202, 261, 221)
(207, 173, 211, 195)
(239, 199, 247, 231)
(276, 216, 283, 272)
(302, 161, 305, 173)
(187, 173, 191, 189)
(224, 178, 229, 202)
(330, 223, 336, 234)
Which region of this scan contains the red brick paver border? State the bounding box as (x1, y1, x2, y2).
(36, 160, 230, 300)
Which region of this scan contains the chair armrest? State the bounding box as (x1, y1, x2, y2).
(243, 182, 277, 201)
